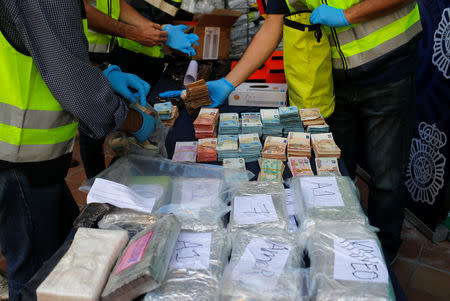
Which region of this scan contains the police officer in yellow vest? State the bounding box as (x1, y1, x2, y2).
(0, 1, 159, 300)
(80, 0, 198, 178)
(162, 0, 422, 262)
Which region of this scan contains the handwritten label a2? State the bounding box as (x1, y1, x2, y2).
(232, 238, 290, 290)
(233, 195, 279, 225)
(333, 238, 388, 284)
(299, 177, 344, 207)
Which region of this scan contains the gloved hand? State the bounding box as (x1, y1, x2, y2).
(310, 4, 350, 27)
(205, 78, 235, 108)
(129, 107, 157, 143)
(163, 25, 199, 56)
(103, 65, 150, 106)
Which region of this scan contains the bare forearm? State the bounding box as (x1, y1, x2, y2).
(84, 0, 133, 38)
(344, 0, 414, 24)
(226, 14, 284, 87)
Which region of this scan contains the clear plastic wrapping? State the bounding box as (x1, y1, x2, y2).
(101, 214, 181, 301)
(143, 229, 231, 301)
(289, 176, 368, 229)
(220, 230, 305, 301)
(98, 208, 161, 237)
(301, 223, 395, 301)
(229, 181, 289, 232)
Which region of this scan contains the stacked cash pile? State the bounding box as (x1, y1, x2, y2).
(261, 109, 283, 138)
(287, 132, 311, 158)
(311, 133, 341, 158)
(288, 157, 314, 177)
(316, 157, 341, 176)
(238, 133, 262, 162)
(223, 158, 246, 170)
(193, 108, 219, 139)
(279, 106, 303, 134)
(241, 112, 263, 137)
(218, 113, 240, 135)
(262, 136, 287, 161)
(172, 141, 197, 162)
(182, 79, 211, 116)
(161, 106, 179, 127)
(217, 135, 239, 161)
(299, 108, 325, 127)
(306, 122, 329, 133)
(258, 158, 285, 181)
(197, 138, 217, 162)
(154, 102, 173, 120)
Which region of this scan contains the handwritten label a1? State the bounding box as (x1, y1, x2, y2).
(233, 195, 279, 225)
(231, 238, 290, 290)
(333, 238, 388, 284)
(169, 232, 212, 270)
(87, 178, 156, 213)
(299, 177, 344, 208)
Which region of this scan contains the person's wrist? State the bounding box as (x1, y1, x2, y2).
(341, 9, 351, 26)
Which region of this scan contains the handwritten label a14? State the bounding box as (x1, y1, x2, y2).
(169, 232, 212, 270)
(232, 237, 290, 290)
(299, 177, 344, 208)
(333, 238, 389, 284)
(233, 194, 279, 225)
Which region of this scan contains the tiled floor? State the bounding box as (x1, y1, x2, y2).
(1, 134, 449, 300)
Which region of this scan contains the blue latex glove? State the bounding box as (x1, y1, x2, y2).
(129, 107, 157, 143)
(310, 4, 350, 27)
(158, 90, 183, 98)
(163, 25, 199, 56)
(103, 65, 150, 106)
(205, 78, 235, 108)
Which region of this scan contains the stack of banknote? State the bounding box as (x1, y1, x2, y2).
(279, 106, 303, 135)
(154, 102, 173, 120)
(193, 108, 219, 139)
(223, 158, 246, 170)
(241, 112, 263, 137)
(217, 135, 239, 161)
(262, 136, 287, 161)
(238, 133, 262, 162)
(258, 158, 285, 181)
(161, 105, 179, 127)
(218, 113, 240, 135)
(299, 108, 325, 127)
(172, 141, 197, 162)
(311, 133, 341, 158)
(197, 138, 218, 162)
(260, 109, 283, 139)
(287, 132, 311, 158)
(288, 157, 314, 177)
(315, 157, 341, 176)
(306, 122, 329, 133)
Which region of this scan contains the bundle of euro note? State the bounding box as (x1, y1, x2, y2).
(299, 108, 325, 127)
(217, 135, 239, 161)
(279, 106, 303, 135)
(154, 102, 173, 120)
(258, 158, 285, 182)
(287, 132, 311, 158)
(223, 158, 246, 170)
(315, 157, 341, 176)
(311, 133, 341, 158)
(193, 108, 219, 139)
(241, 112, 263, 137)
(218, 113, 240, 135)
(238, 133, 262, 162)
(306, 122, 329, 133)
(262, 136, 287, 161)
(197, 138, 217, 162)
(261, 109, 283, 138)
(161, 105, 179, 127)
(172, 141, 197, 162)
(288, 157, 314, 177)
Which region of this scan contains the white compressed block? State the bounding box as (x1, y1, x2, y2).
(37, 227, 129, 301)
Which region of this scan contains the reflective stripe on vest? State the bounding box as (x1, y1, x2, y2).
(0, 23, 80, 162)
(116, 38, 164, 58)
(285, 0, 422, 70)
(85, 0, 120, 54)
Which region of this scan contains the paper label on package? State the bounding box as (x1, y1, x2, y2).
(129, 184, 164, 200)
(87, 178, 156, 213)
(115, 231, 153, 274)
(203, 27, 220, 59)
(232, 238, 290, 290)
(285, 188, 295, 216)
(169, 232, 212, 270)
(233, 194, 279, 225)
(333, 238, 388, 284)
(299, 177, 344, 208)
(179, 179, 221, 208)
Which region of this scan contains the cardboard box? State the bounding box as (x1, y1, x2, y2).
(228, 83, 288, 107)
(191, 9, 241, 60)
